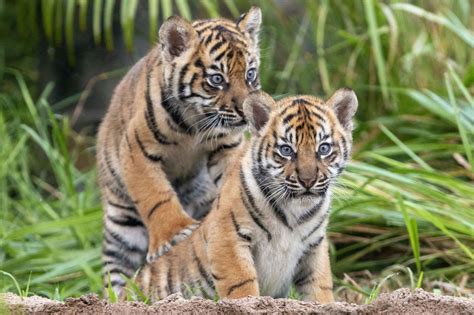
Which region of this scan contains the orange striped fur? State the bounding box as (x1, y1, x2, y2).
(136, 89, 358, 303)
(97, 7, 263, 295)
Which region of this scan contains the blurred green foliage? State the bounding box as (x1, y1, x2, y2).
(0, 0, 473, 301)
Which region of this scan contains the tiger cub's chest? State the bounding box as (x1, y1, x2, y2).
(253, 228, 306, 297)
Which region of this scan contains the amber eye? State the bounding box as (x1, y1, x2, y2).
(318, 143, 332, 156)
(279, 144, 294, 157)
(246, 68, 257, 83)
(208, 74, 224, 87)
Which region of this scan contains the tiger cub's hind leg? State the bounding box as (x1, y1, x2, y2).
(102, 199, 148, 296)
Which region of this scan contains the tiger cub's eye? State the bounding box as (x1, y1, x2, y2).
(246, 68, 257, 83)
(279, 144, 294, 157)
(318, 143, 332, 156)
(208, 74, 224, 87)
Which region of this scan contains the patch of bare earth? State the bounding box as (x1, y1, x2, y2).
(2, 288, 473, 314)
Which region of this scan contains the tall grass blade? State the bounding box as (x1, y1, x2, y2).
(444, 74, 474, 172)
(93, 0, 102, 45)
(199, 0, 219, 18)
(161, 0, 172, 20)
(364, 0, 390, 106)
(120, 0, 138, 52)
(391, 3, 474, 47)
(104, 0, 115, 51)
(41, 0, 55, 43)
(398, 195, 421, 274)
(78, 0, 88, 31)
(176, 0, 191, 20)
(54, 0, 63, 45)
(379, 124, 433, 171)
(148, 0, 158, 45)
(65, 0, 75, 66)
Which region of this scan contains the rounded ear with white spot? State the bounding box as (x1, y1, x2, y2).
(243, 92, 275, 136)
(326, 88, 358, 132)
(236, 6, 262, 43)
(159, 16, 197, 61)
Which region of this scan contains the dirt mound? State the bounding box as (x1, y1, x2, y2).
(2, 288, 473, 314)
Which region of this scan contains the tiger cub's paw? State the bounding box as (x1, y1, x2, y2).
(146, 223, 200, 263)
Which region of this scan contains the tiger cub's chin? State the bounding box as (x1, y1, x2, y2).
(135, 89, 358, 304)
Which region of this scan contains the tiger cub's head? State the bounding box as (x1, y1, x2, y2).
(158, 7, 262, 136)
(243, 89, 358, 207)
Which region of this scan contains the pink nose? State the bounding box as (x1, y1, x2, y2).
(297, 176, 316, 189)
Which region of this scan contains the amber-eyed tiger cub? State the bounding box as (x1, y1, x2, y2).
(135, 88, 358, 303)
(97, 8, 263, 294)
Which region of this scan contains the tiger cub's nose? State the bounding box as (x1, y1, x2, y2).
(297, 176, 316, 189)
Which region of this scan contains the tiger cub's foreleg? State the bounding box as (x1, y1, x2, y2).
(121, 120, 198, 262)
(293, 237, 334, 303)
(206, 210, 259, 299)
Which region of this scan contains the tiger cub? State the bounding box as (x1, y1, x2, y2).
(136, 89, 358, 303)
(97, 7, 263, 294)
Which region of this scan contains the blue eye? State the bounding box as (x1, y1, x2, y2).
(208, 74, 224, 87)
(246, 68, 257, 83)
(279, 144, 294, 157)
(318, 143, 332, 156)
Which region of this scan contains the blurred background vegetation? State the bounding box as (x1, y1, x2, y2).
(0, 0, 473, 302)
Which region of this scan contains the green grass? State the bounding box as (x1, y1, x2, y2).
(1, 0, 473, 303)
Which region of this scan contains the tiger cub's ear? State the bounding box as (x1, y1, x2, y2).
(237, 6, 262, 43)
(243, 92, 275, 136)
(326, 88, 358, 132)
(159, 16, 198, 60)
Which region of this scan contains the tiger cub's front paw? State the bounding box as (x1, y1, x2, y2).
(146, 222, 200, 263)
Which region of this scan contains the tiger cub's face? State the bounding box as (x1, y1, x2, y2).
(244, 89, 358, 207)
(159, 7, 262, 136)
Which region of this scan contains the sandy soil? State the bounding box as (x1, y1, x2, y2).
(2, 288, 473, 314)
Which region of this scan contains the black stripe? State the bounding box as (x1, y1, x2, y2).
(341, 137, 349, 160)
(208, 140, 241, 163)
(283, 113, 298, 124)
(177, 64, 189, 98)
(145, 71, 177, 145)
(147, 197, 172, 219)
(160, 90, 193, 134)
(204, 33, 213, 45)
(104, 229, 145, 253)
(166, 262, 174, 294)
(301, 212, 328, 242)
(107, 200, 136, 212)
(105, 181, 132, 204)
(193, 244, 214, 289)
(213, 173, 223, 186)
(294, 270, 314, 287)
(182, 92, 213, 100)
(307, 236, 324, 251)
(106, 279, 126, 288)
(230, 210, 252, 242)
(251, 164, 292, 230)
(296, 197, 325, 225)
(103, 249, 137, 269)
(239, 169, 264, 217)
(227, 278, 255, 296)
(134, 130, 162, 162)
(214, 49, 227, 62)
(296, 235, 325, 268)
(103, 149, 126, 189)
(211, 272, 223, 281)
(105, 266, 130, 276)
(209, 41, 224, 54)
(194, 57, 205, 71)
(239, 181, 272, 241)
(107, 214, 144, 227)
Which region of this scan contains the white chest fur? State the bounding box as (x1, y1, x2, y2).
(251, 197, 330, 297)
